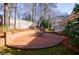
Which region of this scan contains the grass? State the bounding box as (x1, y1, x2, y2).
(0, 44, 79, 55)
(0, 26, 30, 33)
(45, 28, 53, 32)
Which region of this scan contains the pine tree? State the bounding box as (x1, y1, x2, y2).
(73, 4, 79, 14)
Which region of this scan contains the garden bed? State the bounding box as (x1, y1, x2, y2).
(62, 38, 79, 53)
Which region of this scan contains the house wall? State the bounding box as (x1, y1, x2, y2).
(52, 19, 65, 32)
(56, 13, 79, 32)
(50, 16, 68, 32)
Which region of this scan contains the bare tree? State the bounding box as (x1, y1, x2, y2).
(32, 3, 36, 22)
(14, 3, 17, 29)
(48, 3, 50, 29)
(8, 3, 17, 28)
(8, 3, 14, 27)
(38, 3, 49, 20)
(16, 4, 22, 29)
(4, 3, 10, 28)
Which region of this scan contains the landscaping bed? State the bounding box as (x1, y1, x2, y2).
(62, 37, 79, 53)
(62, 18, 79, 53)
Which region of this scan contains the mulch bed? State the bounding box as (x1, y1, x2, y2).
(51, 31, 79, 53)
(62, 37, 79, 53)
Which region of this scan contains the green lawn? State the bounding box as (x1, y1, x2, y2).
(0, 44, 79, 55)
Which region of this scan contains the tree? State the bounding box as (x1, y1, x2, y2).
(39, 3, 48, 19)
(32, 3, 36, 22)
(8, 3, 15, 27)
(73, 4, 79, 14)
(4, 3, 10, 28)
(63, 18, 79, 46)
(14, 3, 17, 29)
(48, 3, 50, 29)
(40, 18, 52, 29)
(22, 14, 32, 21)
(8, 3, 17, 28)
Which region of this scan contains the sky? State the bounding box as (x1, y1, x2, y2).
(57, 3, 75, 14)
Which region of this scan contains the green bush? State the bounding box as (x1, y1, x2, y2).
(73, 4, 79, 14)
(63, 18, 79, 46)
(40, 19, 52, 29)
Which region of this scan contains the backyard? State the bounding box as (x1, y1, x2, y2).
(0, 29, 79, 55)
(0, 3, 79, 55)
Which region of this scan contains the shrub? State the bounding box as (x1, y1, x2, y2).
(40, 19, 52, 29)
(63, 18, 79, 46)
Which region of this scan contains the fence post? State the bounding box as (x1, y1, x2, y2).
(4, 32, 11, 46)
(4, 32, 6, 46)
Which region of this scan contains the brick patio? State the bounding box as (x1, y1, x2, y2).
(6, 30, 65, 49)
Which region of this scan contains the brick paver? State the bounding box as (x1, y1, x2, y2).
(7, 30, 65, 49)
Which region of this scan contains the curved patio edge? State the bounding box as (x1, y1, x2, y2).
(6, 32, 65, 49)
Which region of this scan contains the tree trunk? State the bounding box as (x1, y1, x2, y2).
(32, 3, 36, 22)
(4, 3, 10, 28)
(8, 4, 11, 27)
(14, 3, 17, 29)
(48, 4, 50, 29)
(32, 3, 34, 22)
